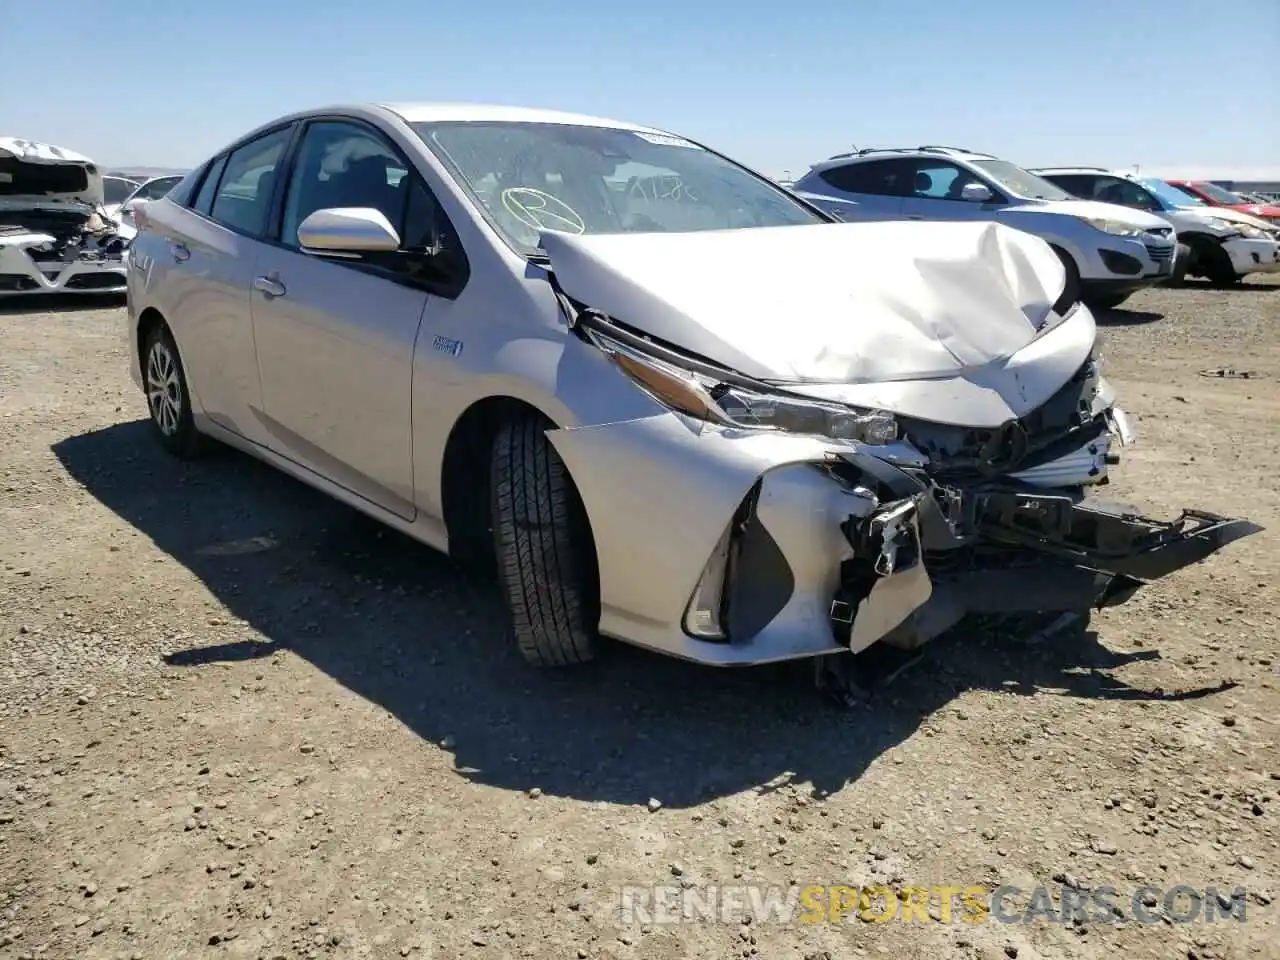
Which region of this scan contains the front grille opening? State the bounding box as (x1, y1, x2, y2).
(64, 273, 126, 290)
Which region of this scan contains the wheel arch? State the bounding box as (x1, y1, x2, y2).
(135, 306, 168, 376)
(438, 394, 594, 570)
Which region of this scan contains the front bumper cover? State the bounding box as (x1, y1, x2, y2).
(827, 467, 1263, 652)
(0, 229, 127, 296)
(1222, 237, 1280, 276)
(548, 411, 1261, 666)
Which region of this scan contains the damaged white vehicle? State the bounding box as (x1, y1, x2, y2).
(1, 137, 134, 297)
(125, 104, 1261, 694)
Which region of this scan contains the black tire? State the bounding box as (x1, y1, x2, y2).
(1085, 292, 1131, 311)
(142, 323, 204, 458)
(490, 415, 598, 666)
(1050, 246, 1082, 309)
(1193, 242, 1239, 287)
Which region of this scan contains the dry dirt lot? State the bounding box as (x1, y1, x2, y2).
(1, 279, 1278, 960)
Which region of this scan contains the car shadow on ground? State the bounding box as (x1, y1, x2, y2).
(0, 292, 126, 315)
(1092, 307, 1164, 326)
(52, 421, 1233, 807)
(1175, 279, 1279, 293)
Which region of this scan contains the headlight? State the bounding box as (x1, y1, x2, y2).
(1233, 223, 1269, 240)
(1204, 217, 1243, 236)
(1080, 217, 1144, 237)
(589, 328, 898, 444)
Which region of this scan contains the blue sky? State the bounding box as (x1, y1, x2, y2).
(3, 0, 1276, 178)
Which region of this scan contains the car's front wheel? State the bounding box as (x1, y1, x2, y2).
(1085, 292, 1131, 311)
(143, 323, 203, 458)
(490, 414, 599, 666)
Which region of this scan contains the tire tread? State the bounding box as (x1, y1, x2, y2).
(491, 416, 596, 666)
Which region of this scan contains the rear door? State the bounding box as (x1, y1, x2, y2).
(149, 125, 294, 444)
(1039, 173, 1102, 201)
(804, 159, 910, 220)
(248, 118, 444, 520)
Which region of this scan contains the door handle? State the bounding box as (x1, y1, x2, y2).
(905, 215, 924, 220)
(171, 242, 190, 262)
(253, 274, 286, 299)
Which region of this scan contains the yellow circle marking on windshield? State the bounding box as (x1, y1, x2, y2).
(501, 188, 586, 235)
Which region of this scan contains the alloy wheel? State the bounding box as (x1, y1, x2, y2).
(146, 340, 182, 437)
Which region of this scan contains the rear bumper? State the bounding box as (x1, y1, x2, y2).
(549, 410, 1261, 666)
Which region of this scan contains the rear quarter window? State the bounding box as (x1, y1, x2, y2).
(164, 168, 203, 208)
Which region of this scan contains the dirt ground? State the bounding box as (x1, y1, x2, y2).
(1, 278, 1278, 960)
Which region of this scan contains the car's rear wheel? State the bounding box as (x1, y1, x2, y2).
(143, 324, 203, 458)
(490, 414, 598, 666)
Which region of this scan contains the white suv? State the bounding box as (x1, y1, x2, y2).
(792, 146, 1178, 309)
(1032, 168, 1280, 285)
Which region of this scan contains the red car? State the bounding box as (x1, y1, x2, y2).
(1167, 180, 1280, 223)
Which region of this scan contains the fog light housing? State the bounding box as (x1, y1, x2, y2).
(683, 521, 733, 640)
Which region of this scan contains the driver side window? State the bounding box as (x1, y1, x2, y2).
(280, 120, 460, 261)
(904, 160, 987, 202)
(281, 121, 411, 247)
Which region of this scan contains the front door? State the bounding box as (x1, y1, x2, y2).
(250, 119, 434, 521)
(898, 158, 1002, 222)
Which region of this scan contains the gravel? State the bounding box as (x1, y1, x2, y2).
(1, 281, 1278, 958)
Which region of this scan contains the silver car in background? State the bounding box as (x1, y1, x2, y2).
(791, 146, 1179, 310)
(124, 103, 1259, 689)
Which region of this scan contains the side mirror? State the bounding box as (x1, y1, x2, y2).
(961, 183, 993, 203)
(298, 207, 401, 254)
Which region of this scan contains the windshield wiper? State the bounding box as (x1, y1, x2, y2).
(527, 250, 552, 266)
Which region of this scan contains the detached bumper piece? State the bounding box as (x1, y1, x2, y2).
(830, 496, 932, 650)
(827, 469, 1263, 653)
(976, 493, 1264, 581)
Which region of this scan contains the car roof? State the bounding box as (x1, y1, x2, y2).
(806, 145, 998, 173)
(215, 102, 690, 168)
(1032, 166, 1135, 177)
(376, 101, 662, 133)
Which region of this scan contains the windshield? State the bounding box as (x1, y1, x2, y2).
(969, 159, 1073, 201)
(1191, 181, 1248, 205)
(412, 121, 826, 256)
(1140, 178, 1205, 207)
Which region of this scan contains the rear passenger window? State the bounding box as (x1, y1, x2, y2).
(818, 159, 912, 197)
(165, 169, 202, 208)
(192, 156, 228, 215)
(209, 127, 293, 237)
(1046, 174, 1098, 199)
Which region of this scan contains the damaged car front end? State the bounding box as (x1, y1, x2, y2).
(0, 137, 133, 297)
(537, 220, 1262, 669)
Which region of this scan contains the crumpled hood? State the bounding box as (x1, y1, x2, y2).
(0, 136, 104, 211)
(1003, 196, 1173, 230)
(1179, 204, 1279, 233)
(1240, 203, 1280, 219)
(542, 220, 1104, 427)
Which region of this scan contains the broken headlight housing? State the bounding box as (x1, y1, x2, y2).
(588, 325, 898, 444)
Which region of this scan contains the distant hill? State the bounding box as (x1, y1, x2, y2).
(106, 166, 190, 181)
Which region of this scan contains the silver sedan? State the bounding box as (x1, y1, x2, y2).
(125, 102, 1260, 687)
